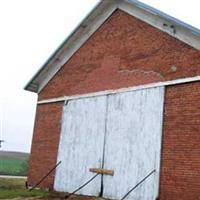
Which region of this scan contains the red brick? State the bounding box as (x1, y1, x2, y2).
(159, 82, 200, 200)
(38, 10, 200, 100)
(28, 10, 200, 199)
(28, 102, 63, 189)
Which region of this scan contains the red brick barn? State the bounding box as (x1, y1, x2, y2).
(25, 0, 200, 200)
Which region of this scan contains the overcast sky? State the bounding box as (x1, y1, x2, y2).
(0, 0, 199, 153)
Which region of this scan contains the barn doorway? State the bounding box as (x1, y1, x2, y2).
(54, 87, 165, 200)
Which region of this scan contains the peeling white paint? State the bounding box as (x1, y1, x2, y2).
(103, 87, 165, 200)
(54, 96, 107, 196)
(54, 86, 165, 200)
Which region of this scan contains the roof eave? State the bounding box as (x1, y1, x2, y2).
(25, 0, 200, 93)
(24, 0, 118, 93)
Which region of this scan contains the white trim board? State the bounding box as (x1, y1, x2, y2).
(25, 0, 200, 93)
(37, 76, 200, 105)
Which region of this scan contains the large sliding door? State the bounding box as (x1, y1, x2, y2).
(54, 96, 107, 196)
(103, 87, 164, 200)
(54, 87, 165, 200)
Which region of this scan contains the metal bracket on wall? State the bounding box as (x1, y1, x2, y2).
(64, 100, 69, 105)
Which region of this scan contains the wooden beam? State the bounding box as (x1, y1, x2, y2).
(37, 76, 200, 105)
(89, 168, 114, 176)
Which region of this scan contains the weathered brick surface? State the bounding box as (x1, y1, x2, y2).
(28, 102, 63, 188)
(28, 10, 200, 199)
(39, 10, 200, 100)
(159, 82, 200, 200)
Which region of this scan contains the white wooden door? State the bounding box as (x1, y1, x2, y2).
(103, 87, 164, 200)
(54, 96, 107, 196)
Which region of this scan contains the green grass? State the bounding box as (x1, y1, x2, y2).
(0, 178, 49, 199)
(0, 151, 29, 176)
(0, 159, 28, 176)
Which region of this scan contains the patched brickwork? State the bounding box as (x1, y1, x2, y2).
(39, 10, 200, 100)
(28, 9, 200, 200)
(159, 82, 200, 200)
(28, 102, 63, 188)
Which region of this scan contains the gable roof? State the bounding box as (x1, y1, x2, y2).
(25, 0, 200, 93)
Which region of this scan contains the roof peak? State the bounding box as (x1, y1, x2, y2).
(25, 0, 200, 93)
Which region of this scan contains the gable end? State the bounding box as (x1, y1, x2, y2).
(24, 0, 200, 93)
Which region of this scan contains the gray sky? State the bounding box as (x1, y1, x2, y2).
(0, 0, 199, 153)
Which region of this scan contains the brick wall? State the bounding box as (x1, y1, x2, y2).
(39, 10, 200, 100)
(28, 102, 63, 188)
(159, 82, 200, 200)
(28, 10, 200, 199)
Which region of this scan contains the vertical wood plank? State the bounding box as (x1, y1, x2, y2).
(54, 96, 107, 196)
(103, 87, 165, 200)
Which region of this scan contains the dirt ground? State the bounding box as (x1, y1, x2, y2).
(3, 197, 105, 200)
(0, 178, 108, 200)
(1, 192, 108, 200)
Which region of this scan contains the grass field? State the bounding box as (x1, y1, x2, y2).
(0, 152, 106, 199)
(0, 178, 103, 199)
(0, 151, 29, 176)
(0, 178, 49, 199)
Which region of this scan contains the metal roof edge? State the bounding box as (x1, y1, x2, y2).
(24, 0, 200, 93)
(128, 0, 200, 35)
(24, 0, 102, 92)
